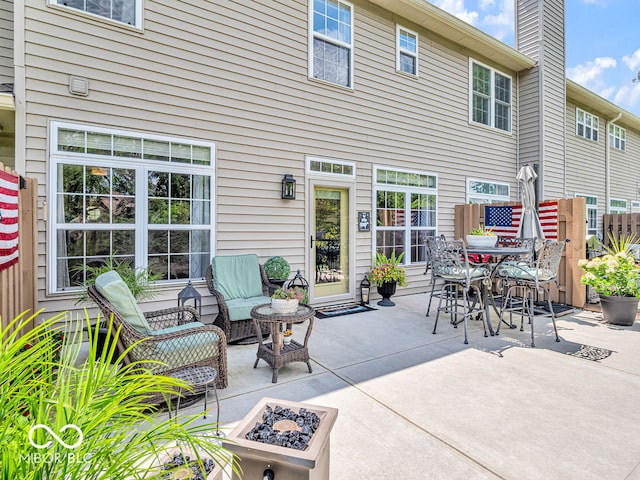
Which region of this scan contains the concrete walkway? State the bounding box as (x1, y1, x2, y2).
(182, 294, 640, 480)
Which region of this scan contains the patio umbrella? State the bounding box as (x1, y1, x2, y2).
(516, 165, 545, 240)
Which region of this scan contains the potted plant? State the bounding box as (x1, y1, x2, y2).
(271, 286, 308, 314)
(263, 256, 291, 286)
(282, 328, 293, 345)
(368, 251, 407, 307)
(578, 234, 640, 326)
(466, 225, 498, 248)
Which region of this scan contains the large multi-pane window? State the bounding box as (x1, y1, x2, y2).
(466, 179, 510, 204)
(609, 124, 626, 151)
(576, 108, 599, 141)
(374, 167, 437, 264)
(470, 60, 512, 132)
(396, 26, 418, 76)
(576, 194, 598, 236)
(49, 0, 140, 27)
(49, 122, 214, 293)
(310, 0, 353, 87)
(609, 198, 628, 214)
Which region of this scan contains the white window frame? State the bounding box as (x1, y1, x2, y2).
(576, 108, 599, 142)
(308, 0, 354, 88)
(396, 25, 418, 77)
(631, 201, 640, 212)
(466, 178, 510, 204)
(48, 121, 215, 294)
(469, 59, 512, 133)
(609, 123, 626, 151)
(576, 193, 598, 236)
(48, 0, 142, 29)
(373, 166, 438, 266)
(306, 156, 355, 177)
(609, 198, 628, 214)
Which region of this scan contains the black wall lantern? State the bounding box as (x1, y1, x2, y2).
(281, 174, 296, 200)
(360, 274, 371, 305)
(178, 280, 202, 316)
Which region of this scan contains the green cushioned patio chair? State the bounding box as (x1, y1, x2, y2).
(206, 254, 279, 344)
(88, 271, 227, 389)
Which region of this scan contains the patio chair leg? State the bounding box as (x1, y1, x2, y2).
(546, 291, 560, 342)
(462, 289, 469, 344)
(528, 290, 535, 348)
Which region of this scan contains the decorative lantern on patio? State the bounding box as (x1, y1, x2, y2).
(360, 273, 371, 305)
(288, 269, 309, 293)
(178, 280, 201, 315)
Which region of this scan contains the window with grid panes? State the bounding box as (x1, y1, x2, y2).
(49, 0, 140, 27)
(576, 108, 599, 141)
(397, 26, 418, 76)
(470, 60, 512, 132)
(310, 0, 353, 87)
(609, 124, 626, 151)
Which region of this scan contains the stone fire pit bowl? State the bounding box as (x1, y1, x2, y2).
(222, 397, 338, 480)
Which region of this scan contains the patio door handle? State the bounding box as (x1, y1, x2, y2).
(310, 235, 314, 248)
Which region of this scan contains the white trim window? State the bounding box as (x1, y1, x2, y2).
(470, 60, 512, 132)
(374, 167, 437, 265)
(576, 193, 598, 236)
(609, 124, 626, 151)
(49, 122, 215, 293)
(466, 179, 510, 204)
(609, 198, 628, 214)
(309, 0, 354, 88)
(49, 0, 141, 28)
(576, 108, 599, 142)
(396, 25, 418, 76)
(307, 156, 355, 177)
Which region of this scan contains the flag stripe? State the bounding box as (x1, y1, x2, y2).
(485, 201, 558, 240)
(0, 170, 19, 272)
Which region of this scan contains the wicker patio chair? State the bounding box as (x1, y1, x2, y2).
(87, 274, 227, 390)
(206, 254, 279, 344)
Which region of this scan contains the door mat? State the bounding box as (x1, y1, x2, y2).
(533, 301, 575, 317)
(315, 303, 377, 319)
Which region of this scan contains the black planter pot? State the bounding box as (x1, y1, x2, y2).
(599, 295, 639, 326)
(377, 281, 397, 307)
(83, 322, 120, 363)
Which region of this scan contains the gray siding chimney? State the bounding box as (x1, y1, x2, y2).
(516, 0, 566, 199)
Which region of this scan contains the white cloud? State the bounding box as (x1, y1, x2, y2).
(479, 0, 513, 41)
(622, 48, 640, 72)
(479, 0, 495, 9)
(431, 0, 479, 25)
(613, 84, 640, 112)
(566, 57, 617, 85)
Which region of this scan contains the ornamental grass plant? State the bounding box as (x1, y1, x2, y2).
(369, 251, 407, 287)
(578, 234, 640, 298)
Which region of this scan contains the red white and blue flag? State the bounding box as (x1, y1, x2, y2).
(485, 201, 558, 240)
(0, 170, 19, 272)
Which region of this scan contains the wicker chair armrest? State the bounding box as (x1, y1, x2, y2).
(145, 306, 200, 330)
(144, 323, 225, 343)
(259, 264, 281, 295)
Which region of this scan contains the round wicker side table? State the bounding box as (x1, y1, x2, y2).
(250, 303, 315, 383)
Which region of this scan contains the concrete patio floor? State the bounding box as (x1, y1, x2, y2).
(178, 293, 640, 480)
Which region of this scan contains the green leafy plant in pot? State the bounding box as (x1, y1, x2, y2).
(579, 233, 640, 326)
(369, 251, 407, 307)
(263, 256, 291, 286)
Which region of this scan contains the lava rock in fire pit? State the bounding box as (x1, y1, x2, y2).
(160, 452, 216, 480)
(245, 405, 321, 450)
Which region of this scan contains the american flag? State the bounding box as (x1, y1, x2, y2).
(485, 201, 558, 239)
(0, 170, 19, 272)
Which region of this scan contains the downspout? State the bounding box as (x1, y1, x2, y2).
(605, 112, 622, 213)
(516, 71, 520, 172)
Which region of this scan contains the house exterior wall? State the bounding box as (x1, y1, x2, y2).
(0, 0, 13, 84)
(19, 0, 526, 317)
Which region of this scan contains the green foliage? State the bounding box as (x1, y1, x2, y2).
(0, 310, 239, 480)
(74, 257, 161, 304)
(579, 250, 640, 298)
(369, 251, 407, 287)
(469, 225, 496, 236)
(271, 286, 309, 304)
(263, 256, 291, 280)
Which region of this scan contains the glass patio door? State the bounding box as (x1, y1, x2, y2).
(312, 186, 349, 299)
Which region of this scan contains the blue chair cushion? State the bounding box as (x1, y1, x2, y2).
(212, 254, 264, 300)
(152, 321, 206, 336)
(226, 296, 271, 321)
(95, 270, 151, 335)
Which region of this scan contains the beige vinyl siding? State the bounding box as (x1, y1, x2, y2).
(24, 0, 523, 314)
(609, 123, 640, 212)
(0, 0, 12, 84)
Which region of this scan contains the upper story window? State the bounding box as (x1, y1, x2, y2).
(396, 26, 418, 76)
(609, 124, 626, 151)
(466, 178, 510, 204)
(49, 0, 141, 28)
(309, 0, 353, 88)
(49, 122, 215, 294)
(470, 60, 512, 133)
(576, 108, 599, 142)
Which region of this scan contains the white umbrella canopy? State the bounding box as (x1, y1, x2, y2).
(516, 165, 545, 240)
